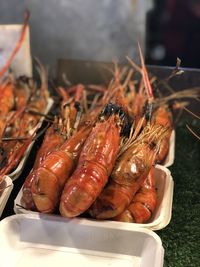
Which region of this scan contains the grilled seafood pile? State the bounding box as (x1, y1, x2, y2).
(0, 12, 50, 185)
(19, 46, 200, 224)
(0, 64, 49, 182)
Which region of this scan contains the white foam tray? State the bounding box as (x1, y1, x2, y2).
(0, 176, 13, 217)
(0, 213, 164, 267)
(9, 98, 54, 181)
(14, 165, 174, 231)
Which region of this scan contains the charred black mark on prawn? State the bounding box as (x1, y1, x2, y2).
(99, 103, 124, 118)
(99, 103, 132, 137)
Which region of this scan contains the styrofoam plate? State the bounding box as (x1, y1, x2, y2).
(14, 165, 173, 231)
(9, 98, 54, 181)
(0, 213, 164, 267)
(0, 176, 13, 217)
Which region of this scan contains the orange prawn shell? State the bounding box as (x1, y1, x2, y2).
(33, 125, 66, 169)
(112, 142, 156, 186)
(113, 167, 157, 223)
(152, 105, 173, 128)
(79, 116, 121, 173)
(0, 82, 15, 115)
(60, 115, 121, 218)
(151, 105, 173, 163)
(88, 123, 168, 220)
(20, 122, 91, 213)
(89, 143, 156, 219)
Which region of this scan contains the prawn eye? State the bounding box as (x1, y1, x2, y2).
(103, 103, 117, 116)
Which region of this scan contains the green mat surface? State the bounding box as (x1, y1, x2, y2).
(157, 119, 200, 267)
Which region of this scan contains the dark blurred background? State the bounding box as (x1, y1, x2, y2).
(0, 0, 200, 70)
(146, 0, 200, 68)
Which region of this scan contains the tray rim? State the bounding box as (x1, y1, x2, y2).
(0, 212, 163, 245)
(0, 176, 13, 217)
(13, 164, 174, 231)
(0, 212, 164, 267)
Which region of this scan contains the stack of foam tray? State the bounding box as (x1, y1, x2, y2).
(11, 146, 174, 267)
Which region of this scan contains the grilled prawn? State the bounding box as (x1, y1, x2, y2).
(113, 167, 157, 223)
(59, 103, 127, 218)
(89, 121, 167, 219)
